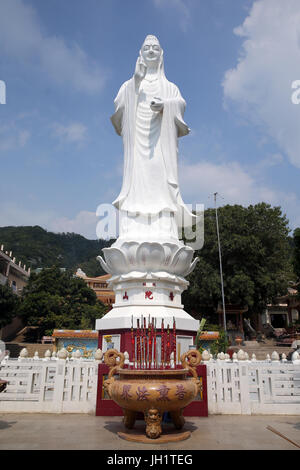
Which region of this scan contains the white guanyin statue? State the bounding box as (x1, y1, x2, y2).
(97, 35, 199, 333)
(112, 35, 193, 220)
(111, 34, 195, 241)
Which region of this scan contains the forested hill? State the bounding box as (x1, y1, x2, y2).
(0, 226, 112, 277)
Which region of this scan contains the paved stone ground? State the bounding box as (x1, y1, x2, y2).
(0, 413, 299, 450)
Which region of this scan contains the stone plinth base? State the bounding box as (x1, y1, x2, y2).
(96, 238, 200, 354)
(95, 305, 199, 332)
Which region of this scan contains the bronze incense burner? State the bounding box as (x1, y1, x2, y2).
(103, 348, 201, 440)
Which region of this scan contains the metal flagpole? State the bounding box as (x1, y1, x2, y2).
(214, 192, 226, 332)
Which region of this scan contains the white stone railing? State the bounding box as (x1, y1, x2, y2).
(1, 347, 300, 415)
(202, 349, 300, 415)
(0, 348, 103, 413)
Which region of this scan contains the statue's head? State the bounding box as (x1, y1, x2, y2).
(140, 35, 162, 68)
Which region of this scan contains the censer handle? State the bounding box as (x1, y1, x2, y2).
(104, 349, 125, 378)
(180, 349, 201, 379)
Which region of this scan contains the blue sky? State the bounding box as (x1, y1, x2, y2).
(1, 0, 300, 239)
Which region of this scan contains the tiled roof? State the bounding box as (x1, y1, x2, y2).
(52, 329, 98, 339)
(78, 273, 112, 282)
(199, 332, 219, 340)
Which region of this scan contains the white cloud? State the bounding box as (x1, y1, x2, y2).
(0, 122, 30, 152)
(0, 203, 99, 240)
(179, 160, 275, 205)
(153, 0, 191, 32)
(0, 202, 57, 228)
(18, 130, 31, 147)
(51, 122, 88, 144)
(179, 159, 299, 229)
(255, 153, 284, 170)
(1, 159, 299, 238)
(47, 211, 99, 240)
(223, 0, 300, 168)
(0, 0, 106, 94)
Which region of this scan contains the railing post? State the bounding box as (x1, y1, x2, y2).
(52, 359, 66, 412)
(238, 362, 251, 414)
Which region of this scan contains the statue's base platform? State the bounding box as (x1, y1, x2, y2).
(95, 304, 199, 332)
(96, 237, 200, 356)
(96, 301, 199, 365)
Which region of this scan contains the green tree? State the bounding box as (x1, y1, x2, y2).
(209, 329, 229, 356)
(0, 282, 20, 329)
(293, 228, 300, 279)
(18, 266, 108, 336)
(183, 203, 294, 320)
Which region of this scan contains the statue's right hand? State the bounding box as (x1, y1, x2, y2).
(135, 58, 147, 80)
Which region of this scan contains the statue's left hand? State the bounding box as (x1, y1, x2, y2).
(150, 97, 164, 112)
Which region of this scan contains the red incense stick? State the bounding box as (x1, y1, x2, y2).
(151, 317, 154, 368)
(136, 318, 139, 368)
(141, 316, 144, 369)
(161, 319, 164, 369)
(173, 317, 176, 368)
(144, 316, 147, 369)
(154, 318, 157, 369)
(148, 321, 152, 369)
(166, 324, 170, 368)
(131, 315, 135, 368)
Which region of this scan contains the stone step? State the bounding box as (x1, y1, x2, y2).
(228, 339, 294, 360)
(8, 326, 40, 344)
(231, 346, 293, 360)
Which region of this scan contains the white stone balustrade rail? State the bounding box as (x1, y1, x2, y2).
(0, 348, 300, 414)
(0, 349, 102, 413)
(202, 349, 300, 415)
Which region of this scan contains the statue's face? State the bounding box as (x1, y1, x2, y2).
(141, 38, 161, 66)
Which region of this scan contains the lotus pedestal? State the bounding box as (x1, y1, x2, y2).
(96, 240, 200, 344)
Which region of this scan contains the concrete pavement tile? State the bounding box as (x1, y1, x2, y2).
(0, 413, 299, 450)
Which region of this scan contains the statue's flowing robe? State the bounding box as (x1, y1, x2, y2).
(111, 74, 195, 228)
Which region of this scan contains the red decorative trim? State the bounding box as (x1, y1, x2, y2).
(183, 365, 208, 417)
(169, 292, 174, 301)
(96, 364, 123, 416)
(123, 291, 128, 300)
